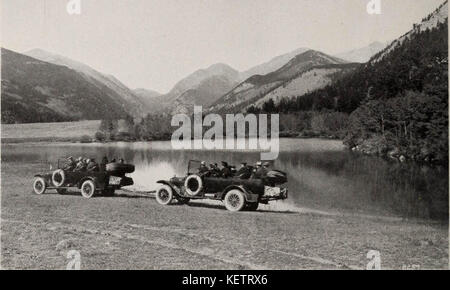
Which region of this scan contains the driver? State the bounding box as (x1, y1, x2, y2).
(63, 156, 76, 171)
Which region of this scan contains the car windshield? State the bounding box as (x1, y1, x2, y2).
(188, 160, 202, 175)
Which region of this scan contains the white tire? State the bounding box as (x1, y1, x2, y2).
(224, 189, 246, 212)
(80, 180, 96, 198)
(184, 175, 203, 196)
(33, 177, 47, 195)
(52, 169, 65, 187)
(156, 184, 173, 205)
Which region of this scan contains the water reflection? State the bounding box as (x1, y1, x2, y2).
(1, 139, 448, 220)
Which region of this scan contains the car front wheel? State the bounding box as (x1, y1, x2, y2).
(224, 189, 246, 212)
(80, 180, 96, 199)
(33, 177, 47, 195)
(155, 185, 173, 205)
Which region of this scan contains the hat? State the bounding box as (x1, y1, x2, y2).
(67, 156, 74, 160)
(263, 162, 270, 167)
(256, 161, 262, 166)
(241, 162, 247, 166)
(201, 161, 206, 165)
(221, 161, 228, 166)
(77, 157, 83, 162)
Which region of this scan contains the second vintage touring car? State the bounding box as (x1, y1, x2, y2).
(32, 159, 135, 198)
(155, 160, 288, 212)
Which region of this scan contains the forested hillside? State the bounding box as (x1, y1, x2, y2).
(255, 10, 448, 163)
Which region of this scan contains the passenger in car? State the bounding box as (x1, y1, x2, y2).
(236, 162, 252, 179)
(63, 156, 76, 171)
(74, 157, 87, 172)
(209, 163, 221, 177)
(86, 158, 99, 172)
(100, 156, 109, 171)
(251, 161, 267, 179)
(220, 161, 233, 178)
(199, 161, 209, 173)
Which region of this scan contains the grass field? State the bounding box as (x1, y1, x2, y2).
(1, 160, 448, 270)
(1, 121, 101, 143)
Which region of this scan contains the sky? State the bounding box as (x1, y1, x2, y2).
(1, 0, 446, 93)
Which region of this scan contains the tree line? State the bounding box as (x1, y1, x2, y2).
(253, 20, 448, 163)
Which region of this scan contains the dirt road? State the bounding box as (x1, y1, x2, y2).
(1, 161, 448, 269)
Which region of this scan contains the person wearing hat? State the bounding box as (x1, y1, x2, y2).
(100, 156, 109, 172)
(63, 156, 76, 171)
(209, 163, 221, 177)
(220, 161, 233, 178)
(198, 161, 209, 176)
(86, 158, 99, 172)
(251, 161, 267, 179)
(74, 157, 87, 172)
(236, 162, 252, 179)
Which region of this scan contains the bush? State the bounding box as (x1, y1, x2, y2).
(95, 131, 106, 142)
(80, 135, 92, 143)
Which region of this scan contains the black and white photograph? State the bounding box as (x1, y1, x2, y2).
(0, 0, 448, 274)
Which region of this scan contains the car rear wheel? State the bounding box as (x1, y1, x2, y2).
(156, 185, 173, 205)
(80, 180, 96, 199)
(224, 189, 246, 212)
(33, 177, 47, 195)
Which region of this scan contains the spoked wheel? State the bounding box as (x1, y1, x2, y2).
(223, 189, 246, 212)
(155, 185, 173, 205)
(80, 180, 96, 199)
(33, 177, 47, 195)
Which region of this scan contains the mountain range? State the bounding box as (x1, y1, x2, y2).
(1, 48, 135, 123)
(209, 50, 356, 113)
(335, 41, 388, 63)
(24, 49, 149, 117)
(1, 2, 437, 124)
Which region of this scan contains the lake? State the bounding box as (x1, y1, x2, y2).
(1, 138, 448, 220)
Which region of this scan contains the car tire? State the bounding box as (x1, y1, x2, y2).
(224, 189, 246, 212)
(56, 188, 67, 195)
(245, 202, 259, 211)
(52, 169, 65, 187)
(184, 175, 203, 196)
(156, 184, 173, 205)
(80, 180, 96, 199)
(33, 177, 47, 195)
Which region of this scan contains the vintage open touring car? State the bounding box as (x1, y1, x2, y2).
(32, 159, 134, 198)
(155, 160, 288, 212)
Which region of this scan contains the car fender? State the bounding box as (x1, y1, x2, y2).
(78, 176, 99, 189)
(156, 180, 181, 195)
(221, 185, 259, 203)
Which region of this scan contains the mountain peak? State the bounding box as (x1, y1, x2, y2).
(240, 47, 310, 80)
